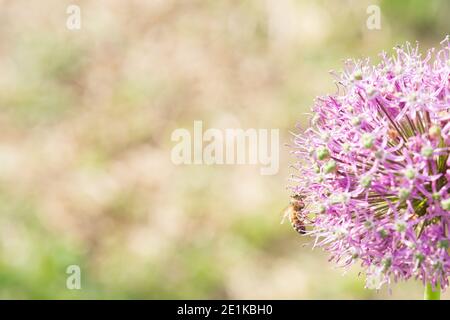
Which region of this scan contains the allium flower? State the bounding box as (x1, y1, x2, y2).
(290, 37, 450, 296)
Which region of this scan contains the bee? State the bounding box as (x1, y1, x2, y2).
(282, 194, 306, 235)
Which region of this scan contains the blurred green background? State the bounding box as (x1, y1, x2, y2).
(0, 0, 449, 299)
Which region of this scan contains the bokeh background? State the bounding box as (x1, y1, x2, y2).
(0, 0, 449, 299)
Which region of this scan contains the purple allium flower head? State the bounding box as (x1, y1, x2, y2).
(290, 37, 450, 290)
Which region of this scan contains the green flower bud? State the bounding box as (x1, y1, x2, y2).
(441, 198, 450, 210)
(421, 146, 433, 158)
(361, 133, 374, 149)
(329, 193, 350, 205)
(323, 160, 337, 174)
(318, 204, 326, 214)
(366, 86, 377, 99)
(438, 239, 449, 249)
(398, 188, 411, 201)
(382, 257, 392, 271)
(360, 175, 372, 188)
(404, 168, 416, 180)
(312, 163, 320, 173)
(429, 125, 441, 139)
(316, 146, 330, 160)
(353, 70, 363, 80)
(433, 260, 443, 270)
(408, 93, 417, 103)
(333, 227, 347, 239)
(415, 253, 425, 265)
(395, 220, 407, 233)
(432, 193, 441, 201)
(342, 142, 351, 152)
(406, 241, 416, 249)
(378, 228, 388, 239)
(351, 116, 361, 126)
(364, 219, 374, 230)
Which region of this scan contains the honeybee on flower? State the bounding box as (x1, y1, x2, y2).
(289, 37, 450, 297)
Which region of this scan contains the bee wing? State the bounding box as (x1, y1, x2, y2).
(280, 206, 292, 224)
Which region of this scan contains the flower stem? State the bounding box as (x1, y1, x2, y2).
(424, 282, 440, 300)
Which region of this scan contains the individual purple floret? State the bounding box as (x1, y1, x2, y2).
(290, 37, 450, 290)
